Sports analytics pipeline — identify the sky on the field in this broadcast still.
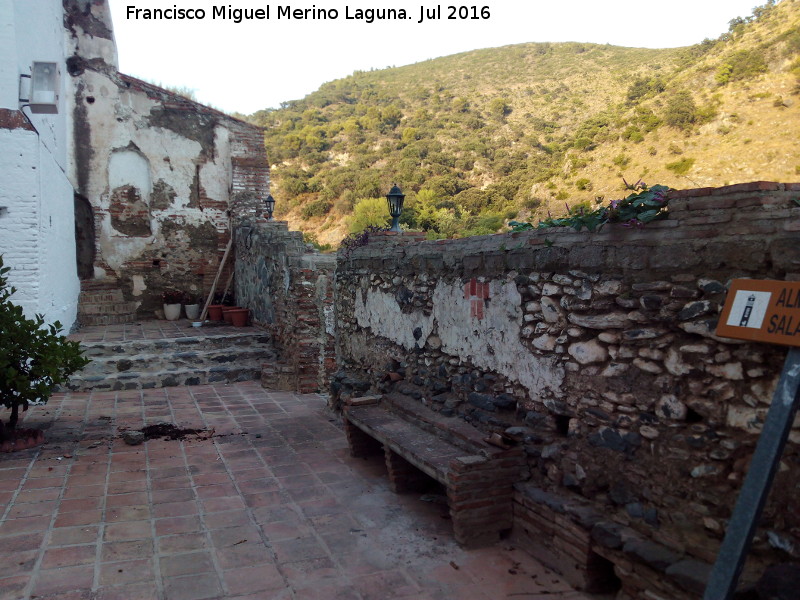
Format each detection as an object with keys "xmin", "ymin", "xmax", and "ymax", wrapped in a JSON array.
[{"xmin": 109, "ymin": 0, "xmax": 763, "ymax": 115}]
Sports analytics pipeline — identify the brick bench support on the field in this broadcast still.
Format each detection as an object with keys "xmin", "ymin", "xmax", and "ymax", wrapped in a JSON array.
[
  {"xmin": 448, "ymin": 454, "xmax": 521, "ymax": 547},
  {"xmin": 343, "ymin": 414, "xmax": 382, "ymax": 458}
]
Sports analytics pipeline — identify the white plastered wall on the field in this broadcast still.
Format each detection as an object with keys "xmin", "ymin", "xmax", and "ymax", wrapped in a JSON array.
[{"xmin": 0, "ymin": 0, "xmax": 79, "ymax": 329}]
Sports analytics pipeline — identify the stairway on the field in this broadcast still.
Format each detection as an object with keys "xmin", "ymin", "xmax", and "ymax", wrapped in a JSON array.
[
  {"xmin": 78, "ymin": 281, "xmax": 138, "ymax": 326},
  {"xmin": 62, "ymin": 330, "xmax": 274, "ymax": 392}
]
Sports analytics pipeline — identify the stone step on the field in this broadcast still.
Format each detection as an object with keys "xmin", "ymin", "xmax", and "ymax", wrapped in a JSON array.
[
  {"xmin": 62, "ymin": 364, "xmax": 266, "ymax": 392},
  {"xmin": 61, "ymin": 330, "xmax": 274, "ymax": 391},
  {"xmin": 79, "ymin": 289, "xmax": 125, "ymax": 304},
  {"xmin": 80, "ymin": 279, "xmax": 122, "ymax": 292},
  {"xmin": 77, "ymin": 313, "xmax": 138, "ymax": 326},
  {"xmin": 78, "ymin": 345, "xmax": 272, "ymax": 377},
  {"xmin": 80, "ymin": 333, "xmax": 272, "ymax": 359},
  {"xmin": 78, "ymin": 300, "xmax": 138, "ymax": 316}
]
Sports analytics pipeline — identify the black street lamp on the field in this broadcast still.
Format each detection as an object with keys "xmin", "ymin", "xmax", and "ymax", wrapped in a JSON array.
[
  {"xmin": 386, "ymin": 184, "xmax": 405, "ymax": 232},
  {"xmin": 264, "ymin": 194, "xmax": 275, "ymax": 220}
]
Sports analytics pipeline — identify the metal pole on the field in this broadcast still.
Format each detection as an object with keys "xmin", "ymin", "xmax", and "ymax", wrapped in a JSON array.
[{"xmin": 703, "ymin": 346, "xmax": 800, "ymax": 599}]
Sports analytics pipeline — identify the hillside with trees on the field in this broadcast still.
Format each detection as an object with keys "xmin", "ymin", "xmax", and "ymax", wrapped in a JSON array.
[{"xmin": 247, "ymin": 0, "xmax": 800, "ymax": 247}]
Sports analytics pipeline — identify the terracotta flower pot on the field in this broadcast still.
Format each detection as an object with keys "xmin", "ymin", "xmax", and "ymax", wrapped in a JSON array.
[
  {"xmin": 222, "ymin": 306, "xmax": 241, "ymax": 324},
  {"xmin": 229, "ymin": 308, "xmax": 250, "ymax": 327},
  {"xmin": 207, "ymin": 304, "xmax": 224, "ymax": 321}
]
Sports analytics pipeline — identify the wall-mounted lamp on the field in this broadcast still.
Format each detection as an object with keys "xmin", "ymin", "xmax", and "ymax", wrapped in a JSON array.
[
  {"xmin": 386, "ymin": 184, "xmax": 405, "ymax": 232},
  {"xmin": 264, "ymin": 194, "xmax": 275, "ymax": 220},
  {"xmin": 20, "ymin": 62, "xmax": 60, "ymax": 114}
]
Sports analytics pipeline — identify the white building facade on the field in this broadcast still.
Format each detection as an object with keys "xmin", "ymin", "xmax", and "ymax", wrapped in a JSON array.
[
  {"xmin": 0, "ymin": 0, "xmax": 80, "ymax": 328},
  {"xmin": 0, "ymin": 0, "xmax": 269, "ymax": 328}
]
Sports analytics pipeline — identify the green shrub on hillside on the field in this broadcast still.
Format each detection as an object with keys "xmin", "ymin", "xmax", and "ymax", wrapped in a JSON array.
[
  {"xmin": 716, "ymin": 49, "xmax": 769, "ymax": 85},
  {"xmin": 301, "ymin": 198, "xmax": 332, "ymax": 219},
  {"xmin": 664, "ymin": 91, "xmax": 698, "ymax": 130},
  {"xmin": 613, "ymin": 153, "xmax": 630, "ymax": 168},
  {"xmin": 488, "ymin": 97, "xmax": 511, "ymax": 120},
  {"xmin": 626, "ymin": 75, "xmax": 666, "ymax": 103},
  {"xmin": 666, "ymin": 157, "xmax": 696, "ymax": 175}
]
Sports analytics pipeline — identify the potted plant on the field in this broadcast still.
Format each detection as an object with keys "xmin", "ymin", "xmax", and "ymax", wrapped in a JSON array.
[
  {"xmin": 208, "ymin": 290, "xmax": 234, "ymax": 321},
  {"xmin": 222, "ymin": 305, "xmax": 241, "ymax": 324},
  {"xmin": 228, "ymin": 308, "xmax": 250, "ymax": 327},
  {"xmin": 162, "ymin": 290, "xmax": 183, "ymax": 320},
  {"xmin": 0, "ymin": 256, "xmax": 89, "ymax": 449},
  {"xmin": 184, "ymin": 293, "xmax": 201, "ymax": 321},
  {"xmin": 214, "ymin": 290, "xmax": 235, "ymax": 306},
  {"xmin": 207, "ymin": 303, "xmax": 224, "ymax": 321},
  {"xmin": 207, "ymin": 290, "xmax": 224, "ymax": 321}
]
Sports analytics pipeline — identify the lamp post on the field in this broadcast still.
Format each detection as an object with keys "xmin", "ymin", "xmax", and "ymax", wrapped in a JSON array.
[
  {"xmin": 264, "ymin": 194, "xmax": 275, "ymax": 221},
  {"xmin": 386, "ymin": 184, "xmax": 405, "ymax": 233}
]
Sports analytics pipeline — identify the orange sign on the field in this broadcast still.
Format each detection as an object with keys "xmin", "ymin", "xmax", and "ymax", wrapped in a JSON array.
[{"xmin": 716, "ymin": 279, "xmax": 800, "ymax": 346}]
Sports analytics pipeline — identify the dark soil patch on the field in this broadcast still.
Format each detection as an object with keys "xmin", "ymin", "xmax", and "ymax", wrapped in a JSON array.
[
  {"xmin": 0, "ymin": 428, "xmax": 45, "ymax": 453},
  {"xmin": 140, "ymin": 423, "xmax": 210, "ymax": 441}
]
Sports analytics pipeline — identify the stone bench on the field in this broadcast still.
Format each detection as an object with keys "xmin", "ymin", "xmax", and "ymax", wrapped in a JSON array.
[{"xmin": 343, "ymin": 392, "xmax": 524, "ymax": 548}]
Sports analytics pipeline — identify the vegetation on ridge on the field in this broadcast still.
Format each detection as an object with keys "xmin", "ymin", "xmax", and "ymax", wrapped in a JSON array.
[{"xmin": 247, "ymin": 0, "xmax": 800, "ymax": 247}]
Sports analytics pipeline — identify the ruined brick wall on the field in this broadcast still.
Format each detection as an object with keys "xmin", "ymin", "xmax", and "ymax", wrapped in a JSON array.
[
  {"xmin": 334, "ymin": 182, "xmax": 800, "ymax": 584},
  {"xmin": 62, "ymin": 2, "xmax": 269, "ymax": 317},
  {"xmin": 235, "ymin": 221, "xmax": 336, "ymax": 393}
]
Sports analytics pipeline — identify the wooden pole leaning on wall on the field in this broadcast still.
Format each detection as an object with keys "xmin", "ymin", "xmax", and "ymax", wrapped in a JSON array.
[{"xmin": 199, "ymin": 237, "xmax": 233, "ymax": 323}]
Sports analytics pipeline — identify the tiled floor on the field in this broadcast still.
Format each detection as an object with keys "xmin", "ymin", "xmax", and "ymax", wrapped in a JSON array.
[
  {"xmin": 0, "ymin": 382, "xmax": 595, "ymax": 600},
  {"xmin": 68, "ymin": 319, "xmax": 255, "ymax": 343}
]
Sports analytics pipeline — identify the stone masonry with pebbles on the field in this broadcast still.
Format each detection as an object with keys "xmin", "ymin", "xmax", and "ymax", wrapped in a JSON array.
[
  {"xmin": 333, "ymin": 182, "xmax": 800, "ymax": 597},
  {"xmin": 235, "ymin": 221, "xmax": 336, "ymax": 394}
]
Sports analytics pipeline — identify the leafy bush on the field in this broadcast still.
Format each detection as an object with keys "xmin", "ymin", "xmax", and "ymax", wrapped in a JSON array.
[
  {"xmin": 613, "ymin": 153, "xmax": 631, "ymax": 168},
  {"xmin": 339, "ymin": 225, "xmax": 390, "ymax": 257},
  {"xmin": 162, "ymin": 290, "xmax": 184, "ymax": 304},
  {"xmin": 301, "ymin": 198, "xmax": 333, "ymax": 219},
  {"xmin": 0, "ymin": 256, "xmax": 89, "ymax": 441},
  {"xmin": 664, "ymin": 91, "xmax": 698, "ymax": 130},
  {"xmin": 716, "ymin": 49, "xmax": 768, "ymax": 85},
  {"xmin": 509, "ymin": 181, "xmax": 670, "ymax": 232},
  {"xmin": 349, "ymin": 197, "xmax": 390, "ymax": 233},
  {"xmin": 668, "ymin": 142, "xmax": 684, "ymax": 155},
  {"xmin": 462, "ymin": 213, "xmax": 505, "ymax": 237},
  {"xmin": 623, "ymin": 126, "xmax": 644, "ymax": 143},
  {"xmin": 488, "ymin": 97, "xmax": 511, "ymax": 120},
  {"xmin": 626, "ymin": 75, "xmax": 665, "ymax": 103},
  {"xmin": 666, "ymin": 157, "xmax": 696, "ymax": 175}
]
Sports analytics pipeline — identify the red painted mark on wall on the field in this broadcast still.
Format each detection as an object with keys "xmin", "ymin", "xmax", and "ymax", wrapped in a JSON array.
[{"xmin": 464, "ymin": 278, "xmax": 490, "ymax": 320}]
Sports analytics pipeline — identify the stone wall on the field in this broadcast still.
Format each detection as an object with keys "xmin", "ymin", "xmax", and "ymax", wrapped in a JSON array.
[
  {"xmin": 333, "ymin": 182, "xmax": 800, "ymax": 593},
  {"xmin": 235, "ymin": 221, "xmax": 336, "ymax": 393}
]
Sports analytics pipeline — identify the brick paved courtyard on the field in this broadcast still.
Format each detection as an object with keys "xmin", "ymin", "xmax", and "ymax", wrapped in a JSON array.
[{"xmin": 0, "ymin": 382, "xmax": 595, "ymax": 600}]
